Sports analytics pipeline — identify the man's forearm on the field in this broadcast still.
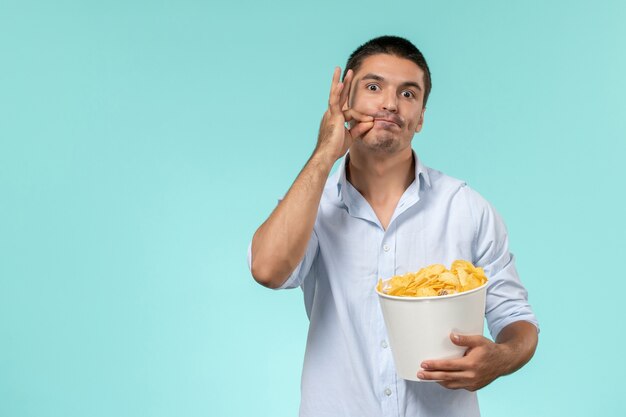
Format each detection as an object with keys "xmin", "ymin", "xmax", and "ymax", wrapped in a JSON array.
[
  {"xmin": 251, "ymin": 151, "xmax": 335, "ymax": 288},
  {"xmin": 251, "ymin": 67, "xmax": 372, "ymax": 289},
  {"xmin": 495, "ymin": 320, "xmax": 539, "ymax": 376}
]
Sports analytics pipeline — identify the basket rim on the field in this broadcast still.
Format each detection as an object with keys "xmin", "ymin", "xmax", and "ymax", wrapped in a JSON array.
[{"xmin": 375, "ymin": 280, "xmax": 488, "ymax": 301}]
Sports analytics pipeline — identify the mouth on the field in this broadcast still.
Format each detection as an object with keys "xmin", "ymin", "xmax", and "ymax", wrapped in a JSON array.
[
  {"xmin": 371, "ymin": 112, "xmax": 403, "ymax": 128},
  {"xmin": 374, "ymin": 118, "xmax": 401, "ymax": 128}
]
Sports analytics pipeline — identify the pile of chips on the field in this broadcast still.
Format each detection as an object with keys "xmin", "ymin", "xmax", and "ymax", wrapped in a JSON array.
[{"xmin": 376, "ymin": 260, "xmax": 488, "ymax": 297}]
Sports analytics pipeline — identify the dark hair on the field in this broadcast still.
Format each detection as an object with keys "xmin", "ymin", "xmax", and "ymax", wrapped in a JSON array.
[{"xmin": 344, "ymin": 35, "xmax": 432, "ymax": 106}]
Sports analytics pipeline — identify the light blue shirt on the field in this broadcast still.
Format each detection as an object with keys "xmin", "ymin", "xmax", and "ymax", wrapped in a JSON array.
[{"xmin": 249, "ymin": 151, "xmax": 538, "ymax": 417}]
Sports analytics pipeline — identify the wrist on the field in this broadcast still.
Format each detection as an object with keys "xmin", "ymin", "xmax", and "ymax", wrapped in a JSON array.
[
  {"xmin": 311, "ymin": 147, "xmax": 340, "ymax": 169},
  {"xmin": 494, "ymin": 321, "xmax": 538, "ymax": 376},
  {"xmin": 495, "ymin": 341, "xmax": 520, "ymax": 376}
]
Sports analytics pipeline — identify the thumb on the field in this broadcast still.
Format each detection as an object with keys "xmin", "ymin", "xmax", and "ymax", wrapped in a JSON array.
[
  {"xmin": 450, "ymin": 333, "xmax": 487, "ymax": 348},
  {"xmin": 349, "ymin": 121, "xmax": 374, "ymax": 140}
]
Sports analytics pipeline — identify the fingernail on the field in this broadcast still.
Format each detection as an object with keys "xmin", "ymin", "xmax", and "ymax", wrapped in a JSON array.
[
  {"xmin": 452, "ymin": 334, "xmax": 460, "ymax": 342},
  {"xmin": 417, "ymin": 372, "xmax": 425, "ymax": 379},
  {"xmin": 421, "ymin": 363, "xmax": 429, "ymax": 369}
]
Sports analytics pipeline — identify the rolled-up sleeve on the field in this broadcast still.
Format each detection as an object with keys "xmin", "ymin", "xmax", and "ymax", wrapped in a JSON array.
[
  {"xmin": 247, "ymin": 229, "xmax": 319, "ymax": 290},
  {"xmin": 465, "ymin": 187, "xmax": 539, "ymax": 339}
]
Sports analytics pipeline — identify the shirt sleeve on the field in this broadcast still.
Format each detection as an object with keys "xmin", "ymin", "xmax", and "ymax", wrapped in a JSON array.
[
  {"xmin": 464, "ymin": 186, "xmax": 539, "ymax": 339},
  {"xmin": 247, "ymin": 218, "xmax": 320, "ymax": 290}
]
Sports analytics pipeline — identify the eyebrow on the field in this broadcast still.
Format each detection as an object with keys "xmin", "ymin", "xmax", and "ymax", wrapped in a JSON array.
[{"xmin": 361, "ymin": 73, "xmax": 423, "ymax": 91}]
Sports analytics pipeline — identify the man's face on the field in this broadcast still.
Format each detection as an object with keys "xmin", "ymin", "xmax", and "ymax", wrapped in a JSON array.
[{"xmin": 348, "ymin": 54, "xmax": 426, "ymax": 153}]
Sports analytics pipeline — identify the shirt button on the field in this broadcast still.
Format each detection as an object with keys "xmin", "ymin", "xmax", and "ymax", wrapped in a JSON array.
[
  {"xmin": 383, "ymin": 244, "xmax": 390, "ymax": 252},
  {"xmin": 384, "ymin": 388, "xmax": 392, "ymax": 396},
  {"xmin": 381, "ymin": 341, "xmax": 388, "ymax": 348}
]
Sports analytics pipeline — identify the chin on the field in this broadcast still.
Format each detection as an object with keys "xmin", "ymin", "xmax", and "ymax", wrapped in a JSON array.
[{"xmin": 359, "ymin": 131, "xmax": 399, "ymax": 153}]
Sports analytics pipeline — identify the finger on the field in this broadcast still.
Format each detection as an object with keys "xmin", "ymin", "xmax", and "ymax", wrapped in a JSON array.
[
  {"xmin": 329, "ymin": 66, "xmax": 340, "ymax": 91},
  {"xmin": 328, "ymin": 67, "xmax": 344, "ymax": 114},
  {"xmin": 349, "ymin": 121, "xmax": 374, "ymax": 139},
  {"xmin": 417, "ymin": 369, "xmax": 468, "ymax": 382},
  {"xmin": 417, "ymin": 371, "xmax": 472, "ymax": 387},
  {"xmin": 343, "ymin": 108, "xmax": 373, "ymax": 123},
  {"xmin": 437, "ymin": 379, "xmax": 472, "ymax": 390},
  {"xmin": 421, "ymin": 358, "xmax": 467, "ymax": 372},
  {"xmin": 450, "ymin": 333, "xmax": 490, "ymax": 348},
  {"xmin": 434, "ymin": 369, "xmax": 481, "ymax": 391},
  {"xmin": 338, "ymin": 69, "xmax": 353, "ymax": 109}
]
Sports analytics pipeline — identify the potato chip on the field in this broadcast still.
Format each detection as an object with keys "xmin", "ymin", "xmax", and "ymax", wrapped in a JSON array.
[
  {"xmin": 415, "ymin": 287, "xmax": 438, "ymax": 297},
  {"xmin": 376, "ymin": 260, "xmax": 488, "ymax": 297}
]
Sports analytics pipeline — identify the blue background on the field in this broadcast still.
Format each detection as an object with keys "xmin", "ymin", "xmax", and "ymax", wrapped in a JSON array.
[{"xmin": 1, "ymin": 0, "xmax": 625, "ymax": 415}]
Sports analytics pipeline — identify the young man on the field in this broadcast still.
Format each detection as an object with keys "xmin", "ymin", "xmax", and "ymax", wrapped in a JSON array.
[{"xmin": 248, "ymin": 36, "xmax": 538, "ymax": 417}]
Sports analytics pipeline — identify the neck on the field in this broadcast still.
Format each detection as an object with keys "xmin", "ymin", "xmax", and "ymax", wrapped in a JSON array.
[{"xmin": 346, "ymin": 146, "xmax": 415, "ymax": 204}]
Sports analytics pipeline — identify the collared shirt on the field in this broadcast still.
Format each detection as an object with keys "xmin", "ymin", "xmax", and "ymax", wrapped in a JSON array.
[{"xmin": 248, "ymin": 151, "xmax": 538, "ymax": 417}]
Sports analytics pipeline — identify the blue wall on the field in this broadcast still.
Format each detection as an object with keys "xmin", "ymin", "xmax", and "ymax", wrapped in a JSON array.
[{"xmin": 1, "ymin": 1, "xmax": 625, "ymax": 415}]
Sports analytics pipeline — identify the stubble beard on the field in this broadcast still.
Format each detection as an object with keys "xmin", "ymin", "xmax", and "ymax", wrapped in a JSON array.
[{"xmin": 358, "ymin": 129, "xmax": 400, "ymax": 154}]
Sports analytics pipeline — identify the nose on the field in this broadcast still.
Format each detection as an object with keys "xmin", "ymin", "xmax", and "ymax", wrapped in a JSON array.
[{"xmin": 382, "ymin": 90, "xmax": 398, "ymax": 113}]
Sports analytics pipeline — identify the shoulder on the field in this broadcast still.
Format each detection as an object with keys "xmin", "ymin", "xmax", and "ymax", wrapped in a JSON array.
[
  {"xmin": 425, "ymin": 166, "xmax": 480, "ymax": 205},
  {"xmin": 426, "ymin": 167, "xmax": 467, "ymax": 192},
  {"xmin": 424, "ymin": 166, "xmax": 498, "ymax": 225}
]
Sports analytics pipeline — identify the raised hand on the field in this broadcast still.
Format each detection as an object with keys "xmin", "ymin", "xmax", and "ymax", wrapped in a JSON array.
[{"xmin": 315, "ymin": 67, "xmax": 374, "ymax": 162}]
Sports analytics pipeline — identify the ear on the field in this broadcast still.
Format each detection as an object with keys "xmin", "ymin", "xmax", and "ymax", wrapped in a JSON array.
[
  {"xmin": 415, "ymin": 107, "xmax": 426, "ymax": 133},
  {"xmin": 342, "ymin": 83, "xmax": 352, "ymax": 111}
]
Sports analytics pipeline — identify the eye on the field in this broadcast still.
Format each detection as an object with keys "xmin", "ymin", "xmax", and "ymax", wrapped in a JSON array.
[
  {"xmin": 366, "ymin": 84, "xmax": 380, "ymax": 91},
  {"xmin": 401, "ymin": 90, "xmax": 415, "ymax": 99}
]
